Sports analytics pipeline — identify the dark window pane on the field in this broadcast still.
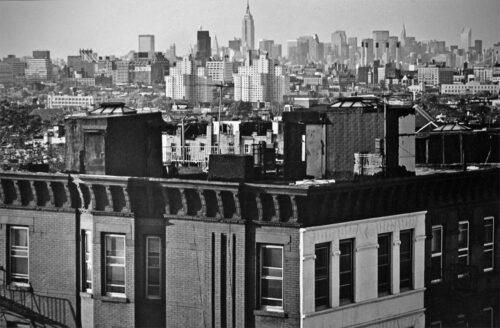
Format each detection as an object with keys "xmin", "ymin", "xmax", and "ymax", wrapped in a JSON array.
[
  {"xmin": 431, "ymin": 227, "xmax": 441, "ymax": 253},
  {"xmin": 262, "ymin": 247, "xmax": 282, "ymax": 268},
  {"xmin": 400, "ymin": 230, "xmax": 413, "ymax": 290},
  {"xmin": 261, "ymin": 278, "xmax": 282, "ymax": 299},
  {"xmin": 315, "ymin": 244, "xmax": 329, "ymax": 309},
  {"xmin": 484, "ymin": 221, "xmax": 493, "ymax": 244},
  {"xmin": 378, "ymin": 234, "xmax": 391, "ymax": 295},
  {"xmin": 339, "ymin": 240, "xmax": 353, "ymax": 302}
]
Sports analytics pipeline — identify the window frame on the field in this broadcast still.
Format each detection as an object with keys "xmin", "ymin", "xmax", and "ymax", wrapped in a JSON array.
[
  {"xmin": 146, "ymin": 236, "xmax": 162, "ymax": 299},
  {"xmin": 314, "ymin": 243, "xmax": 330, "ymax": 310},
  {"xmin": 259, "ymin": 244, "xmax": 284, "ymax": 312},
  {"xmin": 104, "ymin": 234, "xmax": 126, "ymax": 297},
  {"xmin": 377, "ymin": 233, "xmax": 392, "ymax": 296},
  {"xmin": 339, "ymin": 239, "xmax": 354, "ymax": 304},
  {"xmin": 457, "ymin": 221, "xmax": 469, "ymax": 278},
  {"xmin": 399, "ymin": 229, "xmax": 414, "ymax": 291},
  {"xmin": 431, "ymin": 225, "xmax": 443, "ymax": 283},
  {"xmin": 482, "ymin": 307, "xmax": 494, "ymax": 328},
  {"xmin": 484, "ymin": 217, "xmax": 494, "ymax": 272},
  {"xmin": 9, "ymin": 226, "xmax": 29, "ymax": 286},
  {"xmin": 82, "ymin": 230, "xmax": 92, "ymax": 293}
]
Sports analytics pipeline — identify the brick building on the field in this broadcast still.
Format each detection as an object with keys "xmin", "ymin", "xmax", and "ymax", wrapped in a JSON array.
[{"xmin": 0, "ymin": 101, "xmax": 498, "ymax": 328}]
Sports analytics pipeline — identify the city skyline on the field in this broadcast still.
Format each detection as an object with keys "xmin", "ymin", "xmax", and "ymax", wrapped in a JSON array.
[{"xmin": 0, "ymin": 0, "xmax": 499, "ymax": 59}]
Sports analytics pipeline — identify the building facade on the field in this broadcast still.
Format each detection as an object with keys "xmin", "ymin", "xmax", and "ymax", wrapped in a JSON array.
[
  {"xmin": 47, "ymin": 95, "xmax": 95, "ymax": 109},
  {"xmin": 233, "ymin": 53, "xmax": 289, "ymax": 103}
]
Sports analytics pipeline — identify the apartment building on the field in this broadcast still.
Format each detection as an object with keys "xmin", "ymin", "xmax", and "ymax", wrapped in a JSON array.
[
  {"xmin": 47, "ymin": 95, "xmax": 95, "ymax": 109},
  {"xmin": 0, "ymin": 101, "xmax": 497, "ymax": 328}
]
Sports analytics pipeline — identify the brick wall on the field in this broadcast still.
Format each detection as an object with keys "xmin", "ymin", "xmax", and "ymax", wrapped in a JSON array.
[{"xmin": 0, "ymin": 208, "xmax": 79, "ymax": 327}]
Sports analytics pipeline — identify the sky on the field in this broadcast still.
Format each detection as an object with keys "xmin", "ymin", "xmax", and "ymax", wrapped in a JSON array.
[{"xmin": 0, "ymin": 0, "xmax": 499, "ymax": 60}]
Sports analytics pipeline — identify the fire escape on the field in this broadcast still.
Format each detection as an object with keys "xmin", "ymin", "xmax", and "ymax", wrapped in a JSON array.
[{"xmin": 0, "ymin": 268, "xmax": 78, "ymax": 327}]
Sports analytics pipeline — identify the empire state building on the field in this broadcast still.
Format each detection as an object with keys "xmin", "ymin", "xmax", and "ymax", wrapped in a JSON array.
[{"xmin": 241, "ymin": 0, "xmax": 255, "ymax": 51}]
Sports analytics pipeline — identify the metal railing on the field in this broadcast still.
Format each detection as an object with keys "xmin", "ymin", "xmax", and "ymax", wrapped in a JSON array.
[
  {"xmin": 163, "ymin": 144, "xmax": 264, "ymax": 168},
  {"xmin": 0, "ymin": 268, "xmax": 78, "ymax": 327}
]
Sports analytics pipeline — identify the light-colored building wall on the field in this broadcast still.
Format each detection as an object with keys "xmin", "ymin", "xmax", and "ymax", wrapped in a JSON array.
[
  {"xmin": 47, "ymin": 95, "xmax": 95, "ymax": 109},
  {"xmin": 441, "ymin": 82, "xmax": 500, "ymax": 95},
  {"xmin": 300, "ymin": 211, "xmax": 426, "ymax": 328}
]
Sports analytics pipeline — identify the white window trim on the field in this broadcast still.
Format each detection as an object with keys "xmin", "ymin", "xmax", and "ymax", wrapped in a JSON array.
[
  {"xmin": 484, "ymin": 217, "xmax": 494, "ymax": 272},
  {"xmin": 429, "ymin": 321, "xmax": 442, "ymax": 328},
  {"xmin": 9, "ymin": 226, "xmax": 29, "ymax": 287},
  {"xmin": 431, "ymin": 225, "xmax": 443, "ymax": 283},
  {"xmin": 457, "ymin": 221, "xmax": 469, "ymax": 278},
  {"xmin": 146, "ymin": 236, "xmax": 161, "ymax": 299},
  {"xmin": 105, "ymin": 234, "xmax": 126, "ymax": 297},
  {"xmin": 260, "ymin": 244, "xmax": 283, "ymax": 312},
  {"xmin": 482, "ymin": 307, "xmax": 494, "ymax": 328},
  {"xmin": 83, "ymin": 230, "xmax": 92, "ymax": 293}
]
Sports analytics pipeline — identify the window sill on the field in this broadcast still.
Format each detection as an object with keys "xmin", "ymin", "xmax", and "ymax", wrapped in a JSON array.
[
  {"xmin": 80, "ymin": 292, "xmax": 93, "ymax": 298},
  {"xmin": 254, "ymin": 309, "xmax": 287, "ymax": 318},
  {"xmin": 100, "ymin": 295, "xmax": 128, "ymax": 303},
  {"xmin": 9, "ymin": 283, "xmax": 31, "ymax": 291}
]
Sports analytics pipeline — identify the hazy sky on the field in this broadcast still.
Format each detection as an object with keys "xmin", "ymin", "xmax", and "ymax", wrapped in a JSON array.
[{"xmin": 0, "ymin": 0, "xmax": 499, "ymax": 59}]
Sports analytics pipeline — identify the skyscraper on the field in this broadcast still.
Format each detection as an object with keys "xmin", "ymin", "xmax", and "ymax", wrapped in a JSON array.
[
  {"xmin": 196, "ymin": 29, "xmax": 212, "ymax": 64},
  {"xmin": 460, "ymin": 26, "xmax": 472, "ymax": 51},
  {"xmin": 372, "ymin": 30, "xmax": 389, "ymax": 61},
  {"xmin": 331, "ymin": 31, "xmax": 347, "ymax": 58},
  {"xmin": 138, "ymin": 35, "xmax": 155, "ymax": 60},
  {"xmin": 241, "ymin": 0, "xmax": 255, "ymax": 51}
]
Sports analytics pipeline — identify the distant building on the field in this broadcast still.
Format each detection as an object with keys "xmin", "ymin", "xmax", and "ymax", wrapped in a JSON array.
[
  {"xmin": 331, "ymin": 30, "xmax": 347, "ymax": 59},
  {"xmin": 271, "ymin": 44, "xmax": 282, "ymax": 59},
  {"xmin": 112, "ymin": 60, "xmax": 130, "ymax": 85},
  {"xmin": 165, "ymin": 55, "xmax": 214, "ymax": 103},
  {"xmin": 47, "ymin": 95, "xmax": 95, "ymax": 109},
  {"xmin": 259, "ymin": 39, "xmax": 274, "ymax": 55},
  {"xmin": 361, "ymin": 38, "xmax": 374, "ymax": 66},
  {"xmin": 440, "ymin": 82, "xmax": 499, "ymax": 95},
  {"xmin": 2, "ymin": 55, "xmax": 25, "ymax": 81},
  {"xmin": 372, "ymin": 30, "xmax": 390, "ymax": 61},
  {"xmin": 206, "ymin": 59, "xmax": 233, "ymax": 83},
  {"xmin": 25, "ymin": 58, "xmax": 52, "ymax": 82},
  {"xmin": 32, "ymin": 50, "xmax": 50, "ymax": 60},
  {"xmin": 241, "ymin": 1, "xmax": 255, "ymax": 51},
  {"xmin": 196, "ymin": 30, "xmax": 212, "ymax": 64},
  {"xmin": 233, "ymin": 53, "xmax": 289, "ymax": 103},
  {"xmin": 417, "ymin": 66, "xmax": 454, "ymax": 85},
  {"xmin": 460, "ymin": 26, "xmax": 472, "ymax": 51},
  {"xmin": 228, "ymin": 38, "xmax": 242, "ymax": 52},
  {"xmin": 138, "ymin": 34, "xmax": 155, "ymax": 60},
  {"xmin": 0, "ymin": 62, "xmax": 14, "ymax": 84}
]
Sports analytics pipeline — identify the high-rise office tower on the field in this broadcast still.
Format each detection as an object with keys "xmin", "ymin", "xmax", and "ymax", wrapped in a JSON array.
[
  {"xmin": 196, "ymin": 30, "xmax": 212, "ymax": 64},
  {"xmin": 138, "ymin": 35, "xmax": 155, "ymax": 60},
  {"xmin": 32, "ymin": 50, "xmax": 50, "ymax": 60},
  {"xmin": 372, "ymin": 30, "xmax": 389, "ymax": 60},
  {"xmin": 229, "ymin": 38, "xmax": 242, "ymax": 52},
  {"xmin": 331, "ymin": 31, "xmax": 347, "ymax": 58},
  {"xmin": 474, "ymin": 40, "xmax": 482, "ymax": 54},
  {"xmin": 241, "ymin": 0, "xmax": 255, "ymax": 51},
  {"xmin": 259, "ymin": 39, "xmax": 274, "ymax": 56},
  {"xmin": 460, "ymin": 26, "xmax": 472, "ymax": 51},
  {"xmin": 361, "ymin": 38, "xmax": 374, "ymax": 66}
]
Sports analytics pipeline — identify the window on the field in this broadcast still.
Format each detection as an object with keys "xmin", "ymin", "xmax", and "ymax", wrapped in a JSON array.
[
  {"xmin": 171, "ymin": 143, "xmax": 176, "ymax": 153},
  {"xmin": 457, "ymin": 221, "xmax": 469, "ymax": 278},
  {"xmin": 378, "ymin": 233, "xmax": 391, "ymax": 295},
  {"xmin": 479, "ymin": 307, "xmax": 494, "ymax": 328},
  {"xmin": 484, "ymin": 217, "xmax": 494, "ymax": 272},
  {"xmin": 400, "ymin": 229, "xmax": 413, "ymax": 290},
  {"xmin": 456, "ymin": 314, "xmax": 467, "ymax": 327},
  {"xmin": 82, "ymin": 231, "xmax": 92, "ymax": 292},
  {"xmin": 431, "ymin": 226, "xmax": 443, "ymax": 283},
  {"xmin": 146, "ymin": 236, "xmax": 161, "ymax": 299},
  {"xmin": 9, "ymin": 227, "xmax": 29, "ymax": 285},
  {"xmin": 105, "ymin": 234, "xmax": 126, "ymax": 296},
  {"xmin": 339, "ymin": 239, "xmax": 354, "ymax": 304},
  {"xmin": 260, "ymin": 245, "xmax": 283, "ymax": 310},
  {"xmin": 429, "ymin": 321, "xmax": 442, "ymax": 328},
  {"xmin": 315, "ymin": 243, "xmax": 329, "ymax": 310}
]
